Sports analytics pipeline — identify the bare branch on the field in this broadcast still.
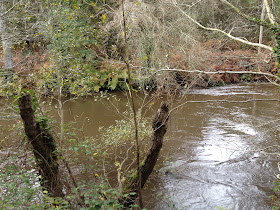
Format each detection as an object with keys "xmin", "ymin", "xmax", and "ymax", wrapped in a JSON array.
[
  {"xmin": 218, "ymin": 0, "xmax": 275, "ymax": 27},
  {"xmin": 155, "ymin": 68, "xmax": 280, "ymax": 82},
  {"xmin": 0, "ymin": 0, "xmax": 22, "ymax": 17},
  {"xmin": 172, "ymin": 0, "xmax": 273, "ymax": 51}
]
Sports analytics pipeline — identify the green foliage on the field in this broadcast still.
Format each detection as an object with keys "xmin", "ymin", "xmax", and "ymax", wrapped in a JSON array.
[
  {"xmin": 38, "ymin": 0, "xmax": 128, "ymax": 96},
  {"xmin": 38, "ymin": 116, "xmax": 53, "ymax": 131},
  {"xmin": 240, "ymin": 73, "xmax": 251, "ymax": 82},
  {"xmin": 272, "ymin": 179, "xmax": 280, "ymax": 209},
  {"xmin": 77, "ymin": 180, "xmax": 125, "ymax": 209},
  {"xmin": 100, "ymin": 115, "xmax": 151, "ymax": 153},
  {"xmin": 271, "ymin": 27, "xmax": 280, "ymax": 76},
  {"xmin": 97, "ymin": 114, "xmax": 152, "ymax": 188},
  {"xmin": 94, "ymin": 63, "xmax": 128, "ymax": 91},
  {"xmin": 0, "ymin": 0, "xmax": 43, "ymax": 46},
  {"xmin": 0, "ymin": 163, "xmax": 124, "ymax": 209},
  {"xmin": 208, "ymin": 78, "xmax": 225, "ymax": 87},
  {"xmin": 44, "ymin": 1, "xmax": 99, "ymax": 94},
  {"xmin": 0, "ymin": 74, "xmax": 20, "ymax": 97},
  {"xmin": 0, "ymin": 163, "xmax": 42, "ymax": 209},
  {"xmin": 0, "ymin": 132, "xmax": 125, "ymax": 209}
]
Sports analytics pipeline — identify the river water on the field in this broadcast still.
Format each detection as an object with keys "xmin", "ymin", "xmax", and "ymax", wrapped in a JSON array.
[
  {"xmin": 1, "ymin": 84, "xmax": 280, "ymax": 209},
  {"xmin": 143, "ymin": 84, "xmax": 280, "ymax": 210}
]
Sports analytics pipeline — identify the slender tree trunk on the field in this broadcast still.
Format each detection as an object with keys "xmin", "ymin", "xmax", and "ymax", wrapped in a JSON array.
[
  {"xmin": 0, "ymin": 4, "xmax": 13, "ymax": 79},
  {"xmin": 19, "ymin": 94, "xmax": 63, "ymax": 197},
  {"xmin": 258, "ymin": 0, "xmax": 266, "ymax": 54},
  {"xmin": 121, "ymin": 0, "xmax": 143, "ymax": 207},
  {"xmin": 122, "ymin": 102, "xmax": 169, "ymax": 207},
  {"xmin": 264, "ymin": 0, "xmax": 275, "ymax": 25},
  {"xmin": 57, "ymin": 67, "xmax": 64, "ymax": 145}
]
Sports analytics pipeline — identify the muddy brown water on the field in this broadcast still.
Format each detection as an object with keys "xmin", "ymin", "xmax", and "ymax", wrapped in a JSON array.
[
  {"xmin": 143, "ymin": 84, "xmax": 280, "ymax": 210},
  {"xmin": 1, "ymin": 84, "xmax": 280, "ymax": 209}
]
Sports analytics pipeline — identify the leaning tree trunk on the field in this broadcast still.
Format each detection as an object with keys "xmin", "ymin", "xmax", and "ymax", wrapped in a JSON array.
[
  {"xmin": 18, "ymin": 94, "xmax": 63, "ymax": 197},
  {"xmin": 122, "ymin": 102, "xmax": 169, "ymax": 207}
]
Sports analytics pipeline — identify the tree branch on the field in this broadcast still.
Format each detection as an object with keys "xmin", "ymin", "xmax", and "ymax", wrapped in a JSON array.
[
  {"xmin": 155, "ymin": 68, "xmax": 280, "ymax": 83},
  {"xmin": 218, "ymin": 0, "xmax": 277, "ymax": 27},
  {"xmin": 172, "ymin": 0, "xmax": 273, "ymax": 51},
  {"xmin": 0, "ymin": 0, "xmax": 22, "ymax": 17}
]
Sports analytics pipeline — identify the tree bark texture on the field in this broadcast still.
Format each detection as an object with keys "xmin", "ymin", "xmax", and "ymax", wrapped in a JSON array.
[
  {"xmin": 19, "ymin": 94, "xmax": 63, "ymax": 197},
  {"xmin": 123, "ymin": 102, "xmax": 169, "ymax": 207}
]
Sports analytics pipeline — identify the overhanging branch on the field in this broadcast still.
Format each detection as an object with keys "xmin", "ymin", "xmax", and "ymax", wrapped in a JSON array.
[{"xmin": 156, "ymin": 68, "xmax": 280, "ymax": 82}]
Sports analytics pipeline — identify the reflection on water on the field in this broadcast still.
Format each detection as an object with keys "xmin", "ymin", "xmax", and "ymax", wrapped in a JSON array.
[{"xmin": 146, "ymin": 84, "xmax": 280, "ymax": 210}]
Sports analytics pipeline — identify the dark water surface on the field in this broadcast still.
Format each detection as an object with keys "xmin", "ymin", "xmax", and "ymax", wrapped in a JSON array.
[{"xmin": 1, "ymin": 84, "xmax": 280, "ymax": 209}]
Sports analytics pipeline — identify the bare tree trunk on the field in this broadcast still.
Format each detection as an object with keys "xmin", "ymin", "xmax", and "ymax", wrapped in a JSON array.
[
  {"xmin": 264, "ymin": 0, "xmax": 275, "ymax": 25},
  {"xmin": 258, "ymin": 0, "xmax": 266, "ymax": 54},
  {"xmin": 0, "ymin": 4, "xmax": 13, "ymax": 79},
  {"xmin": 122, "ymin": 102, "xmax": 169, "ymax": 207},
  {"xmin": 57, "ymin": 66, "xmax": 64, "ymax": 145},
  {"xmin": 19, "ymin": 94, "xmax": 63, "ymax": 197}
]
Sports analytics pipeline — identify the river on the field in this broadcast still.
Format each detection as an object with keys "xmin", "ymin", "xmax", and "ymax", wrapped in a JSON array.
[
  {"xmin": 1, "ymin": 83, "xmax": 280, "ymax": 209},
  {"xmin": 143, "ymin": 84, "xmax": 280, "ymax": 209}
]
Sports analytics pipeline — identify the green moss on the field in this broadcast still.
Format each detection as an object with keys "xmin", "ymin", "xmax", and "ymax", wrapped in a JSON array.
[{"xmin": 123, "ymin": 158, "xmax": 147, "ymax": 193}]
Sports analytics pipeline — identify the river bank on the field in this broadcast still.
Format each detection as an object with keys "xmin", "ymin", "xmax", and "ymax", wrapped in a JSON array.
[{"xmin": 1, "ymin": 45, "xmax": 278, "ymax": 98}]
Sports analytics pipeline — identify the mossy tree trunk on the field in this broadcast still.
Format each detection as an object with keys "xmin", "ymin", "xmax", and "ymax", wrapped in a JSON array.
[
  {"xmin": 122, "ymin": 102, "xmax": 169, "ymax": 207},
  {"xmin": 18, "ymin": 94, "xmax": 63, "ymax": 197}
]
